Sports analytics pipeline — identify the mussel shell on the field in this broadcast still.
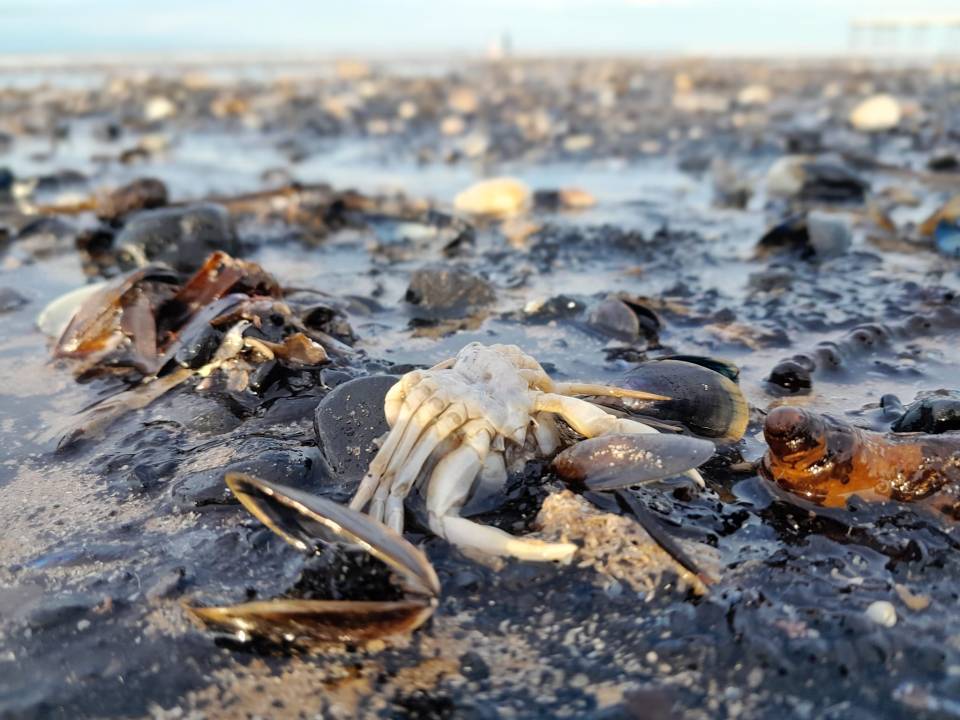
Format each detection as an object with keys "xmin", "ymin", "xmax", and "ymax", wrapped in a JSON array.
[
  {"xmin": 616, "ymin": 360, "xmax": 749, "ymax": 441},
  {"xmin": 766, "ymin": 359, "xmax": 813, "ymax": 395},
  {"xmin": 186, "ymin": 597, "xmax": 435, "ymax": 645},
  {"xmin": 225, "ymin": 473, "xmax": 439, "ymax": 598},
  {"xmin": 657, "ymin": 354, "xmax": 740, "ymax": 382},
  {"xmin": 891, "ymin": 397, "xmax": 960, "ymax": 435},
  {"xmin": 553, "ymin": 433, "xmax": 715, "ymax": 490}
]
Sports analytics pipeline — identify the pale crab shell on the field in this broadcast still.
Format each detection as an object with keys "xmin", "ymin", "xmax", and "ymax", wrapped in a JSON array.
[{"xmin": 350, "ymin": 342, "xmax": 706, "ymax": 563}]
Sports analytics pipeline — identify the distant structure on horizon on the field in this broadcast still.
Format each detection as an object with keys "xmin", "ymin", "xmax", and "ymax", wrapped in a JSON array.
[
  {"xmin": 487, "ymin": 32, "xmax": 513, "ymax": 61},
  {"xmin": 849, "ymin": 14, "xmax": 960, "ymax": 56}
]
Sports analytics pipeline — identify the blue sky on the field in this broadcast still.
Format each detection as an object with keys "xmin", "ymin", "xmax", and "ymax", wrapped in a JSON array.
[{"xmin": 1, "ymin": 0, "xmax": 958, "ymax": 56}]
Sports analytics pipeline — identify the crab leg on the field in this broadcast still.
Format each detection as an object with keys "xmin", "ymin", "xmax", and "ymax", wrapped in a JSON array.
[
  {"xmin": 350, "ymin": 378, "xmax": 441, "ymax": 512},
  {"xmin": 552, "ymin": 382, "xmax": 669, "ymax": 402},
  {"xmin": 532, "ymin": 412, "xmax": 562, "ymax": 456},
  {"xmin": 534, "ymin": 393, "xmax": 660, "ymax": 436},
  {"xmin": 534, "ymin": 393, "xmax": 705, "ymax": 487},
  {"xmin": 366, "ymin": 398, "xmax": 446, "ymax": 518},
  {"xmin": 378, "ymin": 403, "xmax": 470, "ymax": 533},
  {"xmin": 383, "ymin": 373, "xmax": 414, "ymax": 426},
  {"xmin": 426, "ymin": 422, "xmax": 578, "ymax": 562}
]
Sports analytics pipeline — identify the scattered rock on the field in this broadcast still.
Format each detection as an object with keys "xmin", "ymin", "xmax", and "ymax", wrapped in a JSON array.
[
  {"xmin": 849, "ymin": 94, "xmax": 901, "ymax": 133},
  {"xmin": 806, "ymin": 210, "xmax": 852, "ymax": 258},
  {"xmin": 439, "ymin": 115, "xmax": 466, "ymax": 136},
  {"xmin": 865, "ymin": 600, "xmax": 897, "ymax": 628},
  {"xmin": 586, "ymin": 297, "xmax": 647, "ymax": 341},
  {"xmin": 523, "ymin": 294, "xmax": 587, "ymax": 322},
  {"xmin": 405, "ymin": 265, "xmax": 495, "ymax": 319},
  {"xmin": 927, "ymin": 153, "xmax": 959, "ymax": 173},
  {"xmin": 459, "ymin": 651, "xmax": 490, "ymax": 682},
  {"xmin": 757, "ymin": 214, "xmax": 812, "ymax": 258},
  {"xmin": 533, "ymin": 188, "xmax": 596, "ymax": 211},
  {"xmin": 766, "ymin": 359, "xmax": 813, "ymax": 395},
  {"xmin": 145, "ymin": 567, "xmax": 187, "ymax": 601},
  {"xmin": 0, "ymin": 287, "xmax": 28, "ymax": 312},
  {"xmin": 114, "ymin": 203, "xmax": 238, "ymax": 272},
  {"xmin": 97, "ymin": 178, "xmax": 168, "ymax": 222},
  {"xmin": 447, "ymin": 87, "xmax": 479, "ymax": 114},
  {"xmin": 144, "ymin": 96, "xmax": 177, "ymax": 122},
  {"xmin": 26, "ymin": 594, "xmax": 97, "ymax": 631},
  {"xmin": 562, "ymin": 134, "xmax": 594, "ymax": 153},
  {"xmin": 758, "ymin": 211, "xmax": 851, "ymax": 259},
  {"xmin": 891, "ymin": 394, "xmax": 960, "ymax": 434},
  {"xmin": 737, "ymin": 84, "xmax": 772, "ymax": 106},
  {"xmin": 13, "ymin": 217, "xmax": 75, "ymax": 259},
  {"xmin": 766, "ymin": 156, "xmax": 868, "ymax": 203},
  {"xmin": 747, "ymin": 269, "xmax": 793, "ymax": 293},
  {"xmin": 712, "ymin": 159, "xmax": 752, "ymax": 209},
  {"xmin": 454, "ymin": 177, "xmax": 530, "ymax": 217}
]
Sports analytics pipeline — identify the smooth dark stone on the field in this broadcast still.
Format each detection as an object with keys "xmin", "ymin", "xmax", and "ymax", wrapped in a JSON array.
[
  {"xmin": 314, "ymin": 375, "xmax": 396, "ymax": 485},
  {"xmin": 405, "ymin": 265, "xmax": 494, "ymax": 319},
  {"xmin": 766, "ymin": 359, "xmax": 813, "ymax": 394},
  {"xmin": 114, "ymin": 204, "xmax": 238, "ymax": 272},
  {"xmin": 26, "ymin": 594, "xmax": 97, "ymax": 630},
  {"xmin": 97, "ymin": 178, "xmax": 168, "ymax": 222},
  {"xmin": 145, "ymin": 567, "xmax": 187, "ymax": 601},
  {"xmin": 892, "ymin": 396, "xmax": 960, "ymax": 434},
  {"xmin": 0, "ymin": 287, "xmax": 28, "ymax": 312}
]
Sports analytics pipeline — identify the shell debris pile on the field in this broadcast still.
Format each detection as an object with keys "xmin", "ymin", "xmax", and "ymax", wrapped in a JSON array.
[{"xmin": 535, "ymin": 490, "xmax": 712, "ymax": 597}]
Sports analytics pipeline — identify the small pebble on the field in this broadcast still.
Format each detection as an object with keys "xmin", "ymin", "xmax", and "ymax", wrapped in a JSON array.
[
  {"xmin": 865, "ymin": 600, "xmax": 897, "ymax": 628},
  {"xmin": 849, "ymin": 94, "xmax": 901, "ymax": 133},
  {"xmin": 454, "ymin": 177, "xmax": 530, "ymax": 217}
]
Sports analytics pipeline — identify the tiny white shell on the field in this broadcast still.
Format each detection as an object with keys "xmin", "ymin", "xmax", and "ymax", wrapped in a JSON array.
[
  {"xmin": 36, "ymin": 281, "xmax": 106, "ymax": 339},
  {"xmin": 865, "ymin": 600, "xmax": 897, "ymax": 628}
]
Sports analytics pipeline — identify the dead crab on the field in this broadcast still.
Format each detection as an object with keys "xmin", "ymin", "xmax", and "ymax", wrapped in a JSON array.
[
  {"xmin": 190, "ymin": 342, "xmax": 716, "ymax": 646},
  {"xmin": 348, "ymin": 342, "xmax": 709, "ymax": 562}
]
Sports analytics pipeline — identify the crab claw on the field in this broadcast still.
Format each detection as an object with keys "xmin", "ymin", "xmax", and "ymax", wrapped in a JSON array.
[
  {"xmin": 186, "ymin": 473, "xmax": 440, "ymax": 645},
  {"xmin": 552, "ymin": 433, "xmax": 715, "ymax": 490}
]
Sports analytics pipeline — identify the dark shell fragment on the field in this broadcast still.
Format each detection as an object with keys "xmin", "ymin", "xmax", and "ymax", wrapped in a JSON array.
[{"xmin": 187, "ymin": 598, "xmax": 434, "ymax": 646}]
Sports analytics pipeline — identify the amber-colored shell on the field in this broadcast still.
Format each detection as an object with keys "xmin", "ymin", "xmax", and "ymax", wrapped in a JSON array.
[{"xmin": 761, "ymin": 407, "xmax": 960, "ymax": 507}]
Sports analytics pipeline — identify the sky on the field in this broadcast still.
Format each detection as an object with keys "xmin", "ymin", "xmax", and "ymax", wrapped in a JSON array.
[{"xmin": 1, "ymin": 0, "xmax": 958, "ymax": 57}]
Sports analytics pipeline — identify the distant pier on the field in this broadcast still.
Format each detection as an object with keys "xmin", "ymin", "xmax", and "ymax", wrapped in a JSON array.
[{"xmin": 849, "ymin": 14, "xmax": 960, "ymax": 56}]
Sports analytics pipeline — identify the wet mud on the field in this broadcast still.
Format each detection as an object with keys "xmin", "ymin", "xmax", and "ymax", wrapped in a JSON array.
[{"xmin": 2, "ymin": 57, "xmax": 960, "ymax": 719}]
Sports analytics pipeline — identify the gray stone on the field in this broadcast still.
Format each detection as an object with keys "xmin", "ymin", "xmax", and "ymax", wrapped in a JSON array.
[
  {"xmin": 405, "ymin": 265, "xmax": 495, "ymax": 319},
  {"xmin": 115, "ymin": 203, "xmax": 238, "ymax": 272}
]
